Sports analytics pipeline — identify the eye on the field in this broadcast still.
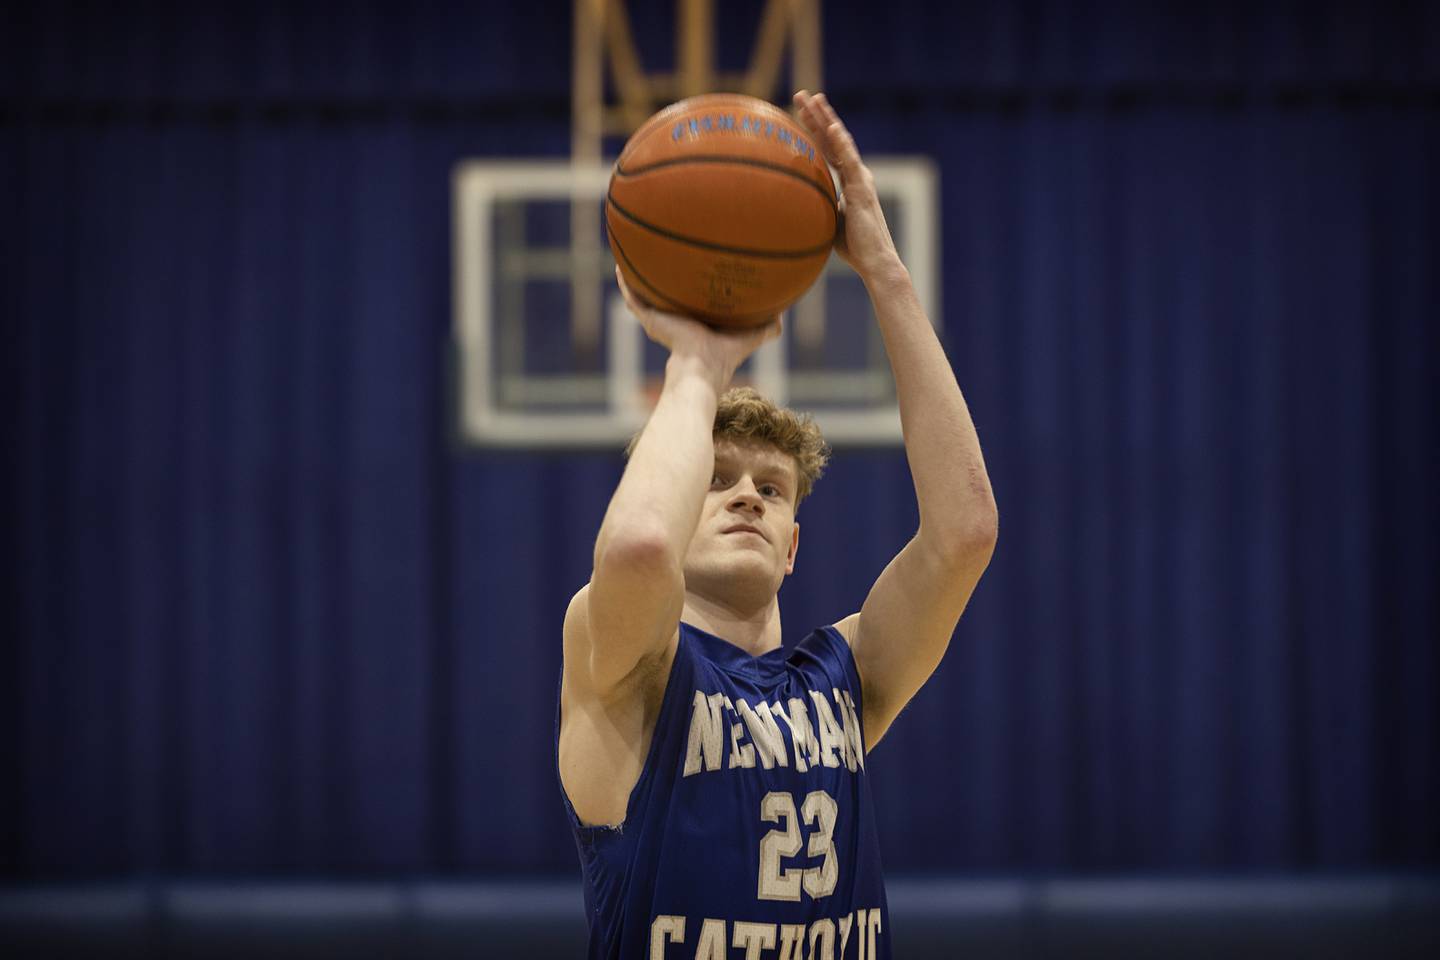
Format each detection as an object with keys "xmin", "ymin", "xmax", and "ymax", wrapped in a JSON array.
[{"xmin": 760, "ymin": 484, "xmax": 781, "ymax": 498}]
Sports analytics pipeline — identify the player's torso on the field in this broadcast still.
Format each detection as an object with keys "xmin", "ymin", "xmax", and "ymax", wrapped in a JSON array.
[{"xmin": 561, "ymin": 622, "xmax": 890, "ymax": 960}]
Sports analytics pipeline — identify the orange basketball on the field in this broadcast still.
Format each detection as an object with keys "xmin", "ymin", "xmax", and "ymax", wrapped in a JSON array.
[{"xmin": 606, "ymin": 93, "xmax": 838, "ymax": 328}]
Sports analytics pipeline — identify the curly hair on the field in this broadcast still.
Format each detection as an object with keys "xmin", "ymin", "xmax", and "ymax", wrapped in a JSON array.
[{"xmin": 625, "ymin": 386, "xmax": 832, "ymax": 506}]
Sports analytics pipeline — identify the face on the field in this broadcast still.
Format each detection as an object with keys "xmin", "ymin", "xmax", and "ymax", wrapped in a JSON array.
[{"xmin": 682, "ymin": 439, "xmax": 802, "ymax": 603}]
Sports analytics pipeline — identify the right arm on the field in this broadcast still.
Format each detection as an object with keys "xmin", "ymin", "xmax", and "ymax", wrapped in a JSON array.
[
  {"xmin": 565, "ymin": 274, "xmax": 781, "ymax": 692},
  {"xmin": 576, "ymin": 354, "xmax": 722, "ymax": 691}
]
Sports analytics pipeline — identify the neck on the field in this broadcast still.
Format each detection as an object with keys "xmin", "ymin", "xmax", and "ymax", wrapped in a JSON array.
[{"xmin": 682, "ymin": 591, "xmax": 783, "ymax": 657}]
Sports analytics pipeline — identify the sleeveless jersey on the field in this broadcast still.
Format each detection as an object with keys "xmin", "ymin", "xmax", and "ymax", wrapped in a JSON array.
[{"xmin": 556, "ymin": 621, "xmax": 891, "ymax": 959}]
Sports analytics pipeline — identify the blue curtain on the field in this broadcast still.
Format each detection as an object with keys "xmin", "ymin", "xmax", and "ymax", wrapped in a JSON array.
[{"xmin": 3, "ymin": 1, "xmax": 1436, "ymax": 878}]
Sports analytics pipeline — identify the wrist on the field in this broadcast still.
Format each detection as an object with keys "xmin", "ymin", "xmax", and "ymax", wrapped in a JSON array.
[
  {"xmin": 857, "ymin": 256, "xmax": 910, "ymax": 294},
  {"xmin": 664, "ymin": 352, "xmax": 728, "ymax": 396}
]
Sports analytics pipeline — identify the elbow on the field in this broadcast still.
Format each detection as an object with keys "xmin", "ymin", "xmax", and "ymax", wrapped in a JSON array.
[
  {"xmin": 957, "ymin": 510, "xmax": 999, "ymax": 565},
  {"xmin": 973, "ymin": 492, "xmax": 1000, "ymax": 550},
  {"xmin": 594, "ymin": 525, "xmax": 681, "ymax": 579},
  {"xmin": 929, "ymin": 494, "xmax": 998, "ymax": 568}
]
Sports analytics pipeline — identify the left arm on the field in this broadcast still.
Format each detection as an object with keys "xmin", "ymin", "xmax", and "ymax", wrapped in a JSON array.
[{"xmin": 794, "ymin": 92, "xmax": 999, "ymax": 751}]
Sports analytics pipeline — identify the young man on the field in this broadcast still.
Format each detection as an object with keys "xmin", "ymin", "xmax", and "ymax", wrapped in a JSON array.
[{"xmin": 557, "ymin": 91, "xmax": 998, "ymax": 959}]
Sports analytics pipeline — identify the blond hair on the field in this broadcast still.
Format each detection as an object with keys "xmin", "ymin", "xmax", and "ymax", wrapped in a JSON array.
[{"xmin": 625, "ymin": 386, "xmax": 831, "ymax": 505}]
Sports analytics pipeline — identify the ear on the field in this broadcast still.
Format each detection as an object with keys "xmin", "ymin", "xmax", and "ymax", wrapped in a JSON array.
[{"xmin": 784, "ymin": 521, "xmax": 800, "ymax": 575}]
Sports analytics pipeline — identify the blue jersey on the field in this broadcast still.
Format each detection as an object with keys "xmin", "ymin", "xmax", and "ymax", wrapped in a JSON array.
[{"xmin": 557, "ymin": 621, "xmax": 891, "ymax": 959}]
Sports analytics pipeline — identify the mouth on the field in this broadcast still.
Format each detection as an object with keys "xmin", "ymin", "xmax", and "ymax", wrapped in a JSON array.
[{"xmin": 722, "ymin": 525, "xmax": 767, "ymax": 542}]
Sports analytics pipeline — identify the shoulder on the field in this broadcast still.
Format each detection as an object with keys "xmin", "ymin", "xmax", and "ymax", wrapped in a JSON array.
[{"xmin": 830, "ymin": 612, "xmax": 861, "ymax": 647}]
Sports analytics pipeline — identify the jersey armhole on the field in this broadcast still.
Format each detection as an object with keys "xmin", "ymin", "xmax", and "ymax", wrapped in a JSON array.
[{"xmin": 818, "ymin": 623, "xmax": 866, "ymax": 737}]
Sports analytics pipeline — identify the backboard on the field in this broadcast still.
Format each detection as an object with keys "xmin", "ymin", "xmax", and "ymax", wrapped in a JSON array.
[{"xmin": 452, "ymin": 159, "xmax": 938, "ymax": 447}]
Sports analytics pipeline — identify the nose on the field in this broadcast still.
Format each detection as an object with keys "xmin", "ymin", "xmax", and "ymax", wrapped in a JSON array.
[{"xmin": 727, "ymin": 478, "xmax": 765, "ymax": 516}]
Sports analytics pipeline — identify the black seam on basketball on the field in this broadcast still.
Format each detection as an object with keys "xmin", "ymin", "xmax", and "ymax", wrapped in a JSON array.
[
  {"xmin": 606, "ymin": 193, "xmax": 833, "ymax": 260},
  {"xmin": 614, "ymin": 155, "xmax": 836, "ymax": 209},
  {"xmin": 606, "ymin": 226, "xmax": 701, "ymax": 317}
]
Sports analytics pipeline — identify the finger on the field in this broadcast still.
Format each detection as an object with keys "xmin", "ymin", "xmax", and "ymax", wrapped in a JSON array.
[
  {"xmin": 727, "ymin": 317, "xmax": 769, "ymax": 352},
  {"xmin": 812, "ymin": 92, "xmax": 843, "ymax": 129},
  {"xmin": 813, "ymin": 129, "xmax": 856, "ymax": 182},
  {"xmin": 791, "ymin": 91, "xmax": 852, "ymax": 173},
  {"xmin": 791, "ymin": 90, "xmax": 827, "ymax": 143},
  {"xmin": 829, "ymin": 123, "xmax": 863, "ymax": 173},
  {"xmin": 811, "ymin": 97, "xmax": 840, "ymax": 141},
  {"xmin": 616, "ymin": 265, "xmax": 639, "ymax": 307},
  {"xmin": 753, "ymin": 315, "xmax": 784, "ymax": 347},
  {"xmin": 801, "ymin": 94, "xmax": 852, "ymax": 166},
  {"xmin": 615, "ymin": 266, "xmax": 649, "ymax": 316},
  {"xmin": 792, "ymin": 90, "xmax": 814, "ymax": 118}
]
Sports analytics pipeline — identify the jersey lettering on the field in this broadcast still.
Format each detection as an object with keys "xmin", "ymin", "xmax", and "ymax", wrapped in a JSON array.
[
  {"xmin": 808, "ymin": 690, "xmax": 848, "ymax": 770},
  {"xmin": 776, "ymin": 923, "xmax": 806, "ymax": 960},
  {"xmin": 737, "ymin": 699, "xmax": 788, "ymax": 769},
  {"xmin": 650, "ymin": 915, "xmax": 684, "ymax": 959},
  {"xmin": 683, "ymin": 686, "xmax": 858, "ymax": 778},
  {"xmin": 732, "ymin": 921, "xmax": 776, "ymax": 960},
  {"xmin": 695, "ymin": 918, "xmax": 726, "ymax": 960},
  {"xmin": 683, "ymin": 691, "xmax": 728, "ymax": 775},
  {"xmin": 648, "ymin": 910, "xmax": 883, "ymax": 960},
  {"xmin": 837, "ymin": 689, "xmax": 866, "ymax": 772}
]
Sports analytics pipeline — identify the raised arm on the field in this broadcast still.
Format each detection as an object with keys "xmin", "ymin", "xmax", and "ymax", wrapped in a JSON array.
[
  {"xmin": 793, "ymin": 91, "xmax": 999, "ymax": 749},
  {"xmin": 564, "ymin": 274, "xmax": 782, "ymax": 693}
]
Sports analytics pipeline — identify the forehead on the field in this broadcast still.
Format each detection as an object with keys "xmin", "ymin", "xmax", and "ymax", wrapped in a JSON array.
[{"xmin": 713, "ymin": 439, "xmax": 798, "ymax": 482}]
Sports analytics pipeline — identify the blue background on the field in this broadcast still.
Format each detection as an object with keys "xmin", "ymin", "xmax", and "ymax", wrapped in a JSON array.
[{"xmin": 3, "ymin": 0, "xmax": 1437, "ymax": 881}]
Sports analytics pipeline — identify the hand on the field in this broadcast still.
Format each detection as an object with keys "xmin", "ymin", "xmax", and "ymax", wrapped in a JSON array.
[
  {"xmin": 792, "ymin": 90, "xmax": 903, "ymax": 282},
  {"xmin": 615, "ymin": 267, "xmax": 783, "ymax": 391}
]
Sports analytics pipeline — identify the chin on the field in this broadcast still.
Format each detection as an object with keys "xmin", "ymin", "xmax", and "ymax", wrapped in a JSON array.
[{"xmin": 686, "ymin": 554, "xmax": 777, "ymax": 589}]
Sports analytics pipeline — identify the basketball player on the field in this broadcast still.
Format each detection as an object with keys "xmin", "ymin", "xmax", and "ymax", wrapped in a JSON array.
[{"xmin": 557, "ymin": 91, "xmax": 997, "ymax": 959}]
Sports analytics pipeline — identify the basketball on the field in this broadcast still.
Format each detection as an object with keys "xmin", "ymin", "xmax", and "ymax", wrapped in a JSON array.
[{"xmin": 606, "ymin": 93, "xmax": 838, "ymax": 328}]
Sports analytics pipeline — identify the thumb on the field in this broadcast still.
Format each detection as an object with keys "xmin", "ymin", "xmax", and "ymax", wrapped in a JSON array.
[{"xmin": 747, "ymin": 315, "xmax": 784, "ymax": 349}]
